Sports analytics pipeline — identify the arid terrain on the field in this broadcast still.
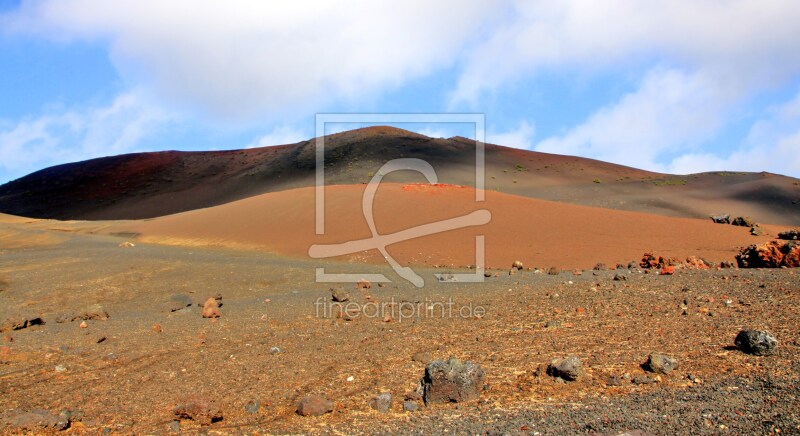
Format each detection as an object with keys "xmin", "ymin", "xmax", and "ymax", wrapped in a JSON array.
[{"xmin": 0, "ymin": 127, "xmax": 799, "ymax": 434}]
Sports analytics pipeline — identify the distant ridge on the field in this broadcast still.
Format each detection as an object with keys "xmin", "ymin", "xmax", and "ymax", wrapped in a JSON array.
[{"xmin": 1, "ymin": 126, "xmax": 798, "ymax": 225}]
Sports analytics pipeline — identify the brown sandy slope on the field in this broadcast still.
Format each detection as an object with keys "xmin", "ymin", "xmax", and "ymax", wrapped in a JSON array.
[
  {"xmin": 1, "ymin": 126, "xmax": 798, "ymax": 225},
  {"xmin": 112, "ymin": 183, "xmax": 782, "ymax": 270}
]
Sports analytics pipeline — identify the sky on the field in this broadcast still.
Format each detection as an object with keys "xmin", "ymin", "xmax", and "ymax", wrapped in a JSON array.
[{"xmin": 1, "ymin": 0, "xmax": 800, "ymax": 183}]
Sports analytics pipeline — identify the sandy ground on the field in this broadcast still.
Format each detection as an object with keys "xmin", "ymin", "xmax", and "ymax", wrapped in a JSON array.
[
  {"xmin": 110, "ymin": 183, "xmax": 786, "ymax": 270},
  {"xmin": 0, "ymin": 221, "xmax": 798, "ymax": 434}
]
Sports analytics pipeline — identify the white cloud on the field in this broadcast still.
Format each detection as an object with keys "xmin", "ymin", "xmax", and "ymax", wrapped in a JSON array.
[
  {"xmin": 536, "ymin": 68, "xmax": 731, "ymax": 170},
  {"xmin": 4, "ymin": 0, "xmax": 496, "ymax": 120},
  {"xmin": 0, "ymin": 91, "xmax": 172, "ymax": 180},
  {"xmin": 452, "ymin": 0, "xmax": 800, "ymax": 105},
  {"xmin": 488, "ymin": 120, "xmax": 535, "ymax": 149},
  {"xmin": 247, "ymin": 125, "xmax": 307, "ymax": 148},
  {"xmin": 667, "ymin": 90, "xmax": 800, "ymax": 176}
]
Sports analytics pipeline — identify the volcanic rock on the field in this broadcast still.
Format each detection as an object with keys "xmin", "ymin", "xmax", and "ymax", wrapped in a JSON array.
[
  {"xmin": 736, "ymin": 240, "xmax": 800, "ymax": 268},
  {"xmin": 330, "ymin": 288, "xmax": 350, "ymax": 302},
  {"xmin": 778, "ymin": 229, "xmax": 800, "ymax": 240},
  {"xmin": 202, "ymin": 298, "xmax": 221, "ymax": 318},
  {"xmin": 547, "ymin": 356, "xmax": 583, "ymax": 381},
  {"xmin": 735, "ymin": 330, "xmax": 778, "ymax": 356},
  {"xmin": 420, "ymin": 357, "xmax": 485, "ymax": 404},
  {"xmin": 731, "ymin": 216, "xmax": 755, "ymax": 227},
  {"xmin": 172, "ymin": 396, "xmax": 223, "ymax": 425},
  {"xmin": 368, "ymin": 393, "xmax": 392, "ymax": 413},
  {"xmin": 646, "ymin": 354, "xmax": 678, "ymax": 374},
  {"xmin": 0, "ymin": 315, "xmax": 45, "ymax": 332},
  {"xmin": 296, "ymin": 395, "xmax": 333, "ymax": 416},
  {"xmin": 710, "ymin": 214, "xmax": 731, "ymax": 224}
]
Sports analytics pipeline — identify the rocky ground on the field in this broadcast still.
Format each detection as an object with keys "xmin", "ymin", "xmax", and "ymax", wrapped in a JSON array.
[{"xmin": 1, "ymin": 231, "xmax": 799, "ymax": 434}]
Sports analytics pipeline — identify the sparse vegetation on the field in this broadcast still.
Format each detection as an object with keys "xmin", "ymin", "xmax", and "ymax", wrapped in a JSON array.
[{"xmin": 653, "ymin": 179, "xmax": 688, "ymax": 186}]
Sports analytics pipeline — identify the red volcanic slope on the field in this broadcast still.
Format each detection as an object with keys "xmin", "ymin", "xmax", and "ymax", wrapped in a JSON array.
[{"xmin": 114, "ymin": 183, "xmax": 780, "ymax": 270}]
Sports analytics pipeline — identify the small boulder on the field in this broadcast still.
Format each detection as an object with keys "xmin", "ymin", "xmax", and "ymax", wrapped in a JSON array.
[
  {"xmin": 646, "ymin": 354, "xmax": 678, "ymax": 374},
  {"xmin": 736, "ymin": 240, "xmax": 800, "ymax": 268},
  {"xmin": 613, "ymin": 273, "xmax": 627, "ymax": 281},
  {"xmin": 547, "ymin": 356, "xmax": 583, "ymax": 381},
  {"xmin": 330, "ymin": 288, "xmax": 350, "ymax": 302},
  {"xmin": 778, "ymin": 229, "xmax": 800, "ymax": 240},
  {"xmin": 403, "ymin": 401, "xmax": 419, "ymax": 412},
  {"xmin": 547, "ymin": 267, "xmax": 560, "ymax": 275},
  {"xmin": 296, "ymin": 395, "xmax": 333, "ymax": 416},
  {"xmin": 660, "ymin": 266, "xmax": 675, "ymax": 275},
  {"xmin": 735, "ymin": 330, "xmax": 778, "ymax": 356},
  {"xmin": 357, "ymin": 279, "xmax": 372, "ymax": 289},
  {"xmin": 172, "ymin": 396, "xmax": 223, "ymax": 426},
  {"xmin": 512, "ymin": 260, "xmax": 524, "ymax": 270},
  {"xmin": 420, "ymin": 357, "xmax": 485, "ymax": 404},
  {"xmin": 368, "ymin": 393, "xmax": 392, "ymax": 413},
  {"xmin": 593, "ymin": 263, "xmax": 607, "ymax": 271},
  {"xmin": 731, "ymin": 216, "xmax": 755, "ymax": 227},
  {"xmin": 202, "ymin": 298, "xmax": 221, "ymax": 318},
  {"xmin": 710, "ymin": 214, "xmax": 731, "ymax": 224},
  {"xmin": 750, "ymin": 226, "xmax": 764, "ymax": 236}
]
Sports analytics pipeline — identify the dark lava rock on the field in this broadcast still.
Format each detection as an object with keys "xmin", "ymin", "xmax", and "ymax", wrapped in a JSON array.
[
  {"xmin": 593, "ymin": 263, "xmax": 608, "ymax": 271},
  {"xmin": 296, "ymin": 395, "xmax": 334, "ymax": 416},
  {"xmin": 750, "ymin": 226, "xmax": 764, "ymax": 236},
  {"xmin": 735, "ymin": 330, "xmax": 778, "ymax": 356},
  {"xmin": 613, "ymin": 273, "xmax": 627, "ymax": 281},
  {"xmin": 330, "ymin": 287, "xmax": 350, "ymax": 302},
  {"xmin": 369, "ymin": 393, "xmax": 392, "ymax": 413},
  {"xmin": 420, "ymin": 357, "xmax": 485, "ymax": 404},
  {"xmin": 778, "ymin": 229, "xmax": 800, "ymax": 240},
  {"xmin": 547, "ymin": 356, "xmax": 583, "ymax": 381},
  {"xmin": 646, "ymin": 354, "xmax": 678, "ymax": 374},
  {"xmin": 2, "ymin": 409, "xmax": 71, "ymax": 431},
  {"xmin": 710, "ymin": 214, "xmax": 731, "ymax": 224},
  {"xmin": 731, "ymin": 216, "xmax": 755, "ymax": 227},
  {"xmin": 172, "ymin": 396, "xmax": 223, "ymax": 425},
  {"xmin": 0, "ymin": 315, "xmax": 45, "ymax": 332}
]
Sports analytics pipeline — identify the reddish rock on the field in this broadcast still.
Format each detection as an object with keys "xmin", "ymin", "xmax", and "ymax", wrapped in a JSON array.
[
  {"xmin": 173, "ymin": 395, "xmax": 223, "ymax": 425},
  {"xmin": 202, "ymin": 298, "xmax": 221, "ymax": 318},
  {"xmin": 152, "ymin": 324, "xmax": 163, "ymax": 333},
  {"xmin": 296, "ymin": 395, "xmax": 334, "ymax": 416},
  {"xmin": 357, "ymin": 279, "xmax": 372, "ymax": 289},
  {"xmin": 684, "ymin": 256, "xmax": 710, "ymax": 269},
  {"xmin": 736, "ymin": 241, "xmax": 800, "ymax": 268},
  {"xmin": 660, "ymin": 266, "xmax": 675, "ymax": 275}
]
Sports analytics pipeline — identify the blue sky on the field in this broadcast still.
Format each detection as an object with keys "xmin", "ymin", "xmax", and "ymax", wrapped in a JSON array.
[{"xmin": 1, "ymin": 1, "xmax": 800, "ymax": 183}]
